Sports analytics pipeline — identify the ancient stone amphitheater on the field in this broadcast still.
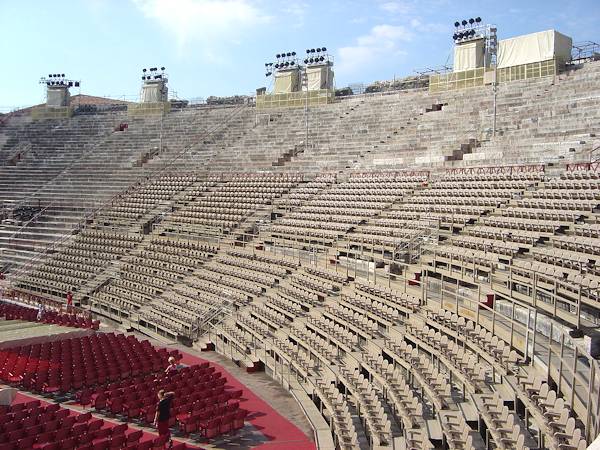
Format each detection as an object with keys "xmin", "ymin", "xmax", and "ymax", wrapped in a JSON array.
[{"xmin": 1, "ymin": 60, "xmax": 600, "ymax": 450}]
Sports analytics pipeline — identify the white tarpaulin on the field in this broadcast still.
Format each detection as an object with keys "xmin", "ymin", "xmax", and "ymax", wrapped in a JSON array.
[
  {"xmin": 497, "ymin": 30, "xmax": 572, "ymax": 68},
  {"xmin": 274, "ymin": 70, "xmax": 299, "ymax": 94},
  {"xmin": 453, "ymin": 39, "xmax": 485, "ymax": 72},
  {"xmin": 306, "ymin": 65, "xmax": 334, "ymax": 90},
  {"xmin": 141, "ymin": 81, "xmax": 168, "ymax": 103}
]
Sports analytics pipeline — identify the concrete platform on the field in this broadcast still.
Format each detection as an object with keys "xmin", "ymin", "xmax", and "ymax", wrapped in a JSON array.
[{"xmin": 0, "ymin": 319, "xmax": 92, "ymax": 349}]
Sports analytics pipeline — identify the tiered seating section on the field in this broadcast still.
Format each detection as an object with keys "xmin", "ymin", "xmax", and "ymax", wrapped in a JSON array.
[
  {"xmin": 0, "ymin": 333, "xmax": 173, "ymax": 392},
  {"xmin": 88, "ymin": 363, "xmax": 246, "ymax": 438},
  {"xmin": 3, "ymin": 59, "xmax": 600, "ymax": 450},
  {"xmin": 0, "ymin": 332, "xmax": 248, "ymax": 447},
  {"xmin": 0, "ymin": 400, "xmax": 182, "ymax": 450},
  {"xmin": 0, "ymin": 301, "xmax": 99, "ymax": 330}
]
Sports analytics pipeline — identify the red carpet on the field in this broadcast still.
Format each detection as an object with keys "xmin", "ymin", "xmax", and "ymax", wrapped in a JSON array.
[{"xmin": 177, "ymin": 350, "xmax": 316, "ymax": 450}]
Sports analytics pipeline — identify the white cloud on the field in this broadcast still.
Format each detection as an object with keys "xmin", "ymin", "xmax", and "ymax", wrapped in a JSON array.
[
  {"xmin": 409, "ymin": 17, "xmax": 447, "ymax": 34},
  {"xmin": 132, "ymin": 0, "xmax": 270, "ymax": 57},
  {"xmin": 379, "ymin": 1, "xmax": 413, "ymax": 15},
  {"xmin": 337, "ymin": 24, "xmax": 411, "ymax": 74},
  {"xmin": 281, "ymin": 2, "xmax": 308, "ymax": 28}
]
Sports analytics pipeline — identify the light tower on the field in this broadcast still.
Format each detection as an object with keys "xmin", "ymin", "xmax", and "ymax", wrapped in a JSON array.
[
  {"xmin": 271, "ymin": 52, "xmax": 300, "ymax": 94},
  {"xmin": 38, "ymin": 74, "xmax": 80, "ymax": 107},
  {"xmin": 128, "ymin": 66, "xmax": 170, "ymax": 116},
  {"xmin": 140, "ymin": 67, "xmax": 168, "ymax": 103},
  {"xmin": 302, "ymin": 47, "xmax": 334, "ymax": 91},
  {"xmin": 451, "ymin": 17, "xmax": 496, "ymax": 72}
]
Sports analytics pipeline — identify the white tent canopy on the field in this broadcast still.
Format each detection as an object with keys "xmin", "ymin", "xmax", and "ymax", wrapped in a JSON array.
[{"xmin": 497, "ymin": 30, "xmax": 572, "ymax": 69}]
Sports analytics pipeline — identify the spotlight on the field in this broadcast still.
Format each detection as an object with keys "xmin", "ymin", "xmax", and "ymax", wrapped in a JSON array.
[
  {"xmin": 311, "ymin": 48, "xmax": 315, "ymax": 53},
  {"xmin": 292, "ymin": 51, "xmax": 296, "ymax": 56},
  {"xmin": 68, "ymin": 81, "xmax": 73, "ymax": 87},
  {"xmin": 160, "ymin": 66, "xmax": 165, "ymax": 70},
  {"xmin": 265, "ymin": 72, "xmax": 272, "ymax": 77},
  {"xmin": 290, "ymin": 61, "xmax": 295, "ymax": 66},
  {"xmin": 461, "ymin": 20, "xmax": 467, "ymax": 26},
  {"xmin": 470, "ymin": 29, "xmax": 476, "ymax": 37},
  {"xmin": 319, "ymin": 56, "xmax": 325, "ymax": 62},
  {"xmin": 143, "ymin": 68, "xmax": 147, "ymax": 72},
  {"xmin": 284, "ymin": 62, "xmax": 289, "ymax": 67},
  {"xmin": 469, "ymin": 18, "xmax": 474, "ymax": 25},
  {"xmin": 454, "ymin": 21, "xmax": 460, "ymax": 27},
  {"xmin": 46, "ymin": 81, "xmax": 50, "ymax": 86},
  {"xmin": 309, "ymin": 58, "xmax": 313, "ymax": 63},
  {"xmin": 141, "ymin": 76, "xmax": 145, "ymax": 80},
  {"xmin": 322, "ymin": 47, "xmax": 326, "ymax": 51},
  {"xmin": 304, "ymin": 58, "xmax": 308, "ymax": 64},
  {"xmin": 276, "ymin": 54, "xmax": 280, "ymax": 58},
  {"xmin": 316, "ymin": 47, "xmax": 321, "ymax": 52},
  {"xmin": 274, "ymin": 63, "xmax": 279, "ymax": 69},
  {"xmin": 475, "ymin": 17, "xmax": 481, "ymax": 23},
  {"xmin": 452, "ymin": 33, "xmax": 458, "ymax": 40},
  {"xmin": 286, "ymin": 52, "xmax": 291, "ymax": 57},
  {"xmin": 48, "ymin": 74, "xmax": 52, "ymax": 78},
  {"xmin": 74, "ymin": 82, "xmax": 80, "ymax": 87},
  {"xmin": 306, "ymin": 49, "xmax": 310, "ymax": 54}
]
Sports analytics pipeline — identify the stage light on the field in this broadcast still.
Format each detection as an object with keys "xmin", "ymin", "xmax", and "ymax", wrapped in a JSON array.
[
  {"xmin": 276, "ymin": 54, "xmax": 280, "ymax": 58},
  {"xmin": 311, "ymin": 48, "xmax": 316, "ymax": 53},
  {"xmin": 304, "ymin": 58, "xmax": 308, "ymax": 64},
  {"xmin": 322, "ymin": 47, "xmax": 327, "ymax": 51},
  {"xmin": 285, "ymin": 52, "xmax": 290, "ymax": 57},
  {"xmin": 469, "ymin": 18, "xmax": 474, "ymax": 24},
  {"xmin": 68, "ymin": 82, "xmax": 73, "ymax": 87},
  {"xmin": 454, "ymin": 21, "xmax": 460, "ymax": 27},
  {"xmin": 161, "ymin": 66, "xmax": 165, "ymax": 70},
  {"xmin": 306, "ymin": 49, "xmax": 310, "ymax": 54},
  {"xmin": 475, "ymin": 17, "xmax": 481, "ymax": 23},
  {"xmin": 309, "ymin": 58, "xmax": 314, "ymax": 63},
  {"xmin": 274, "ymin": 63, "xmax": 279, "ymax": 69},
  {"xmin": 290, "ymin": 61, "xmax": 295, "ymax": 66},
  {"xmin": 470, "ymin": 29, "xmax": 476, "ymax": 37},
  {"xmin": 74, "ymin": 82, "xmax": 80, "ymax": 87},
  {"xmin": 320, "ymin": 56, "xmax": 325, "ymax": 62},
  {"xmin": 461, "ymin": 20, "xmax": 467, "ymax": 26},
  {"xmin": 292, "ymin": 51, "xmax": 296, "ymax": 56}
]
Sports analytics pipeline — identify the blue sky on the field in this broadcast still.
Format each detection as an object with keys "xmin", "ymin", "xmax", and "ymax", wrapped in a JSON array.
[{"xmin": 1, "ymin": 0, "xmax": 598, "ymax": 109}]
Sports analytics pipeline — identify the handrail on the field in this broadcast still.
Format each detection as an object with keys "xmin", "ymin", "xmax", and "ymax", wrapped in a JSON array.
[
  {"xmin": 591, "ymin": 142, "xmax": 600, "ymax": 163},
  {"xmin": 8, "ymin": 103, "xmax": 248, "ymax": 284}
]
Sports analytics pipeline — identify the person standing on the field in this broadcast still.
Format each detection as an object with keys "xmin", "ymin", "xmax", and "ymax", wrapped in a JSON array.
[
  {"xmin": 66, "ymin": 291, "xmax": 73, "ymax": 314},
  {"xmin": 36, "ymin": 302, "xmax": 44, "ymax": 321},
  {"xmin": 154, "ymin": 390, "xmax": 175, "ymax": 447}
]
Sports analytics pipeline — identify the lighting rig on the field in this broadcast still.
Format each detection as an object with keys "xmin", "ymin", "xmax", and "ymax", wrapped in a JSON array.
[
  {"xmin": 452, "ymin": 17, "xmax": 497, "ymax": 67},
  {"xmin": 264, "ymin": 52, "xmax": 298, "ymax": 77},
  {"xmin": 452, "ymin": 17, "xmax": 483, "ymax": 43},
  {"xmin": 141, "ymin": 66, "xmax": 167, "ymax": 81},
  {"xmin": 303, "ymin": 47, "xmax": 331, "ymax": 66},
  {"xmin": 39, "ymin": 74, "xmax": 80, "ymax": 88}
]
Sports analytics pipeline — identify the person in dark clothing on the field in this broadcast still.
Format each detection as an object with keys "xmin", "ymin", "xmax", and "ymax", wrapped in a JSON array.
[{"xmin": 154, "ymin": 390, "xmax": 175, "ymax": 447}]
